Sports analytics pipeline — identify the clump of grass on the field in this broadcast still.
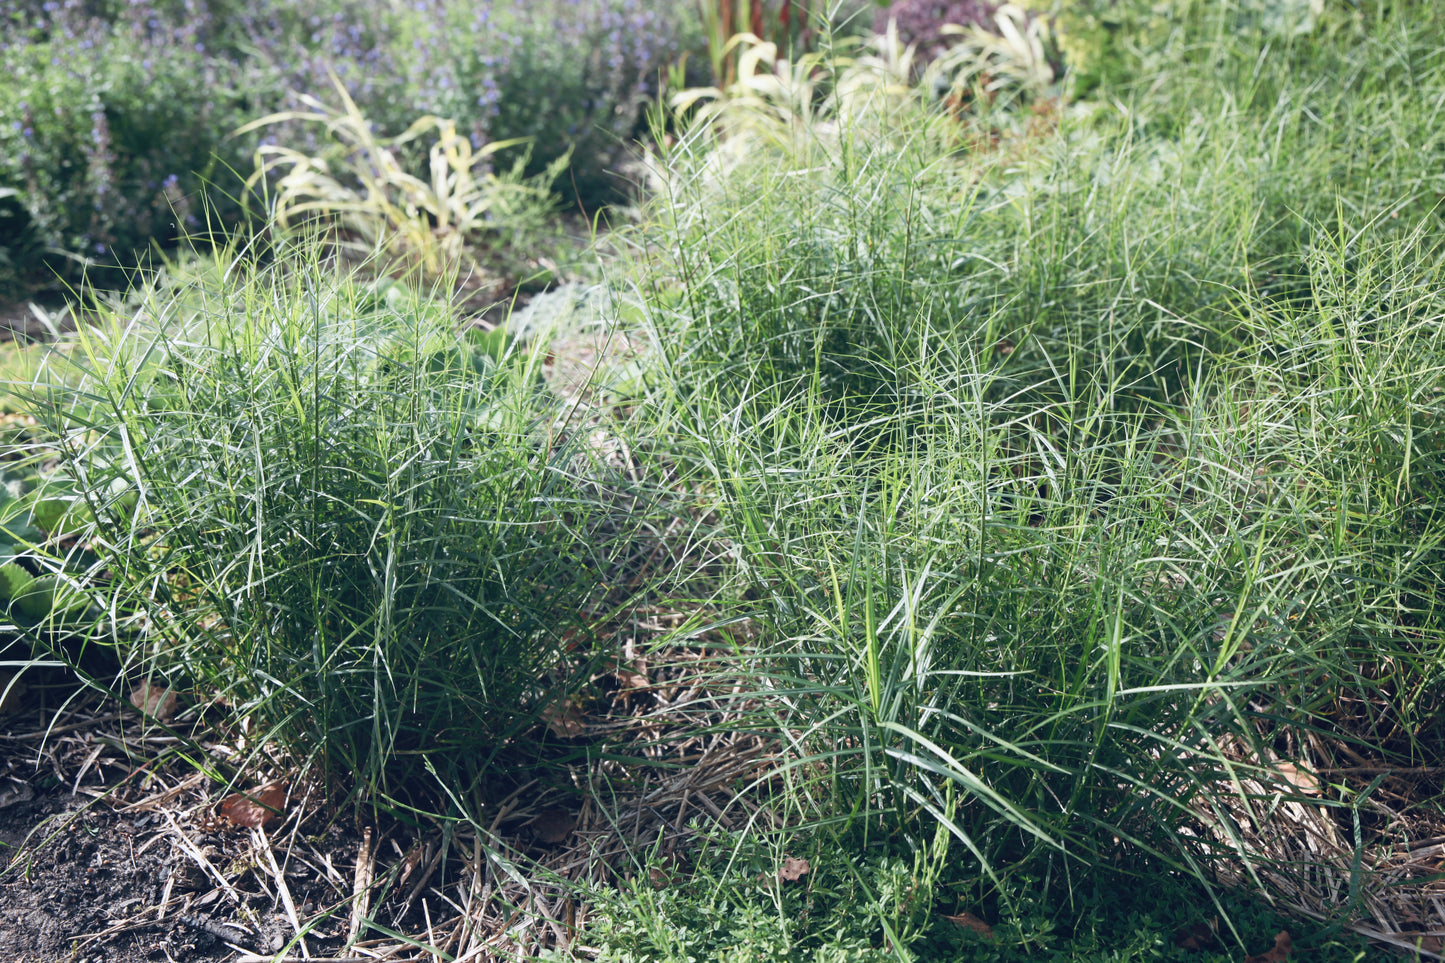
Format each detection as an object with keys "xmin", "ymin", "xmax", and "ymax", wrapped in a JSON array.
[
  {"xmin": 618, "ymin": 0, "xmax": 1445, "ymax": 940},
  {"xmin": 24, "ymin": 249, "xmax": 644, "ymax": 801}
]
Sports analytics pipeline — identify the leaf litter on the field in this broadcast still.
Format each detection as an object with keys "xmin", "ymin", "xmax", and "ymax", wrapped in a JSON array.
[{"xmin": 0, "ymin": 635, "xmax": 789, "ymax": 962}]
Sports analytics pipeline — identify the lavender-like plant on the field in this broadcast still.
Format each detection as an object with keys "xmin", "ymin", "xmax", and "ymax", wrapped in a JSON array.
[{"xmin": 0, "ymin": 0, "xmax": 699, "ymax": 294}]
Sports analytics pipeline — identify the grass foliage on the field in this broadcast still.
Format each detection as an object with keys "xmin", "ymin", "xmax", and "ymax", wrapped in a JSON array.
[
  {"xmin": 614, "ymin": 0, "xmax": 1445, "ymax": 949},
  {"xmin": 27, "ymin": 254, "xmax": 641, "ymax": 798},
  {"xmin": 4, "ymin": 0, "xmax": 1444, "ymax": 959}
]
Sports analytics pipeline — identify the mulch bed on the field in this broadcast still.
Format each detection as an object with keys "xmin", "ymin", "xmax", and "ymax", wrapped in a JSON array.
[{"xmin": 0, "ymin": 634, "xmax": 778, "ymax": 963}]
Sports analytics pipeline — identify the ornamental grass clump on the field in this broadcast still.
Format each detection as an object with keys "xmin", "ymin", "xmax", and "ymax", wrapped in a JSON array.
[
  {"xmin": 28, "ymin": 251, "xmax": 639, "ymax": 799},
  {"xmin": 627, "ymin": 2, "xmax": 1445, "ymax": 927},
  {"xmin": 660, "ymin": 30, "xmax": 1256, "ymax": 455},
  {"xmin": 240, "ymin": 74, "xmax": 567, "ymax": 282}
]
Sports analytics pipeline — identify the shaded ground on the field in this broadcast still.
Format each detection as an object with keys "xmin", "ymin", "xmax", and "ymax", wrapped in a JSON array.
[
  {"xmin": 0, "ymin": 786, "xmax": 292, "ymax": 963},
  {"xmin": 0, "ymin": 635, "xmax": 770, "ymax": 963}
]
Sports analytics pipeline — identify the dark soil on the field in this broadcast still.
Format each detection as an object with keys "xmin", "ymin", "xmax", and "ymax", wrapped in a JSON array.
[
  {"xmin": 0, "ymin": 789, "xmax": 260, "ymax": 963},
  {"xmin": 0, "ymin": 687, "xmax": 370, "ymax": 963},
  {"xmin": 0, "ymin": 757, "xmax": 361, "ymax": 963},
  {"xmin": 0, "ymin": 643, "xmax": 768, "ymax": 963}
]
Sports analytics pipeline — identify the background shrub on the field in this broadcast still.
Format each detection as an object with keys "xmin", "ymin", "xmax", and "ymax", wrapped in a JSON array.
[
  {"xmin": 402, "ymin": 0, "xmax": 697, "ymax": 210},
  {"xmin": 0, "ymin": 189, "xmax": 47, "ymax": 300},
  {"xmin": 872, "ymin": 0, "xmax": 1001, "ymax": 66},
  {"xmin": 0, "ymin": 0, "xmax": 698, "ymax": 296},
  {"xmin": 0, "ymin": 1, "xmax": 283, "ymax": 291}
]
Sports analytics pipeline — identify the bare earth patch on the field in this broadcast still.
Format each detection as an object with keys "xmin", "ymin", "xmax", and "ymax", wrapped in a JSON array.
[{"xmin": 0, "ymin": 631, "xmax": 777, "ymax": 963}]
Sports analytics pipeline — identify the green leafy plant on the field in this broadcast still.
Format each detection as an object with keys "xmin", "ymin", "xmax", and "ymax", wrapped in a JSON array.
[
  {"xmin": 0, "ymin": 11, "xmax": 269, "ymax": 291},
  {"xmin": 931, "ymin": 4, "xmax": 1059, "ymax": 112}
]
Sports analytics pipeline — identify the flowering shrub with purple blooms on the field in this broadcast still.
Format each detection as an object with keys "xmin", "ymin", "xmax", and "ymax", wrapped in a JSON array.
[
  {"xmin": 872, "ymin": 0, "xmax": 1001, "ymax": 66},
  {"xmin": 0, "ymin": 0, "xmax": 283, "ymax": 292},
  {"xmin": 402, "ymin": 0, "xmax": 696, "ymax": 209},
  {"xmin": 0, "ymin": 0, "xmax": 697, "ymax": 295}
]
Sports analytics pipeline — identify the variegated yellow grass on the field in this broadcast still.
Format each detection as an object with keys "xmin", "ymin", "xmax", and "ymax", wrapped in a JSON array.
[{"xmin": 238, "ymin": 72, "xmax": 564, "ymax": 280}]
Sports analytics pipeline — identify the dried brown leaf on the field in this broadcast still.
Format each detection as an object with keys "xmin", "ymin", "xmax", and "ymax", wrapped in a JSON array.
[
  {"xmin": 1274, "ymin": 763, "xmax": 1321, "ymax": 795},
  {"xmin": 616, "ymin": 665, "xmax": 649, "ymax": 692},
  {"xmin": 778, "ymin": 856, "xmax": 810, "ymax": 882},
  {"xmin": 219, "ymin": 783, "xmax": 289, "ymax": 831},
  {"xmin": 129, "ymin": 681, "xmax": 179, "ymax": 723},
  {"xmin": 1243, "ymin": 930, "xmax": 1292, "ymax": 963},
  {"xmin": 541, "ymin": 696, "xmax": 586, "ymax": 738},
  {"xmin": 944, "ymin": 911, "xmax": 993, "ymax": 939},
  {"xmin": 598, "ymin": 658, "xmax": 649, "ymax": 693}
]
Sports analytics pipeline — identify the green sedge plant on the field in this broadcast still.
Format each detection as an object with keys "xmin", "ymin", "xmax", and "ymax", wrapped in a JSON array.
[
  {"xmin": 22, "ymin": 248, "xmax": 645, "ymax": 802},
  {"xmin": 619, "ymin": 0, "xmax": 1445, "ymax": 945}
]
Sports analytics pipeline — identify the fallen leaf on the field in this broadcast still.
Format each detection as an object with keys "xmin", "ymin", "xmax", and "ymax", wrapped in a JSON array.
[
  {"xmin": 778, "ymin": 856, "xmax": 810, "ymax": 882},
  {"xmin": 129, "ymin": 681, "xmax": 178, "ymax": 723},
  {"xmin": 396, "ymin": 840, "xmax": 427, "ymax": 888},
  {"xmin": 613, "ymin": 660, "xmax": 649, "ymax": 693},
  {"xmin": 944, "ymin": 911, "xmax": 993, "ymax": 939},
  {"xmin": 1243, "ymin": 930, "xmax": 1292, "ymax": 963},
  {"xmin": 0, "ymin": 672, "xmax": 28, "ymax": 714},
  {"xmin": 532, "ymin": 808, "xmax": 577, "ymax": 844},
  {"xmin": 541, "ymin": 696, "xmax": 586, "ymax": 738},
  {"xmin": 219, "ymin": 782, "xmax": 288, "ymax": 831},
  {"xmin": 1274, "ymin": 763, "xmax": 1321, "ymax": 795}
]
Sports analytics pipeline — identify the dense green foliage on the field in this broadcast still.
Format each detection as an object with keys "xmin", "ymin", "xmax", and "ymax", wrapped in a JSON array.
[
  {"xmin": 605, "ymin": 0, "xmax": 1445, "ymax": 952},
  {"xmin": 24, "ymin": 257, "xmax": 646, "ymax": 796},
  {"xmin": 3, "ymin": 0, "xmax": 1443, "ymax": 959},
  {"xmin": 0, "ymin": 7, "xmax": 268, "ymax": 293},
  {"xmin": 0, "ymin": 0, "xmax": 694, "ymax": 297}
]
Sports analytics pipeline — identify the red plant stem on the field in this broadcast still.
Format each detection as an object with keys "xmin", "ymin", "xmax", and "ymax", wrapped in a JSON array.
[{"xmin": 720, "ymin": 0, "xmax": 735, "ymax": 87}]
